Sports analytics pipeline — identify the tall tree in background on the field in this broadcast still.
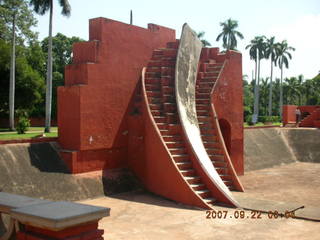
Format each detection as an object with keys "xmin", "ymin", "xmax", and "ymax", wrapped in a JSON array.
[
  {"xmin": 197, "ymin": 31, "xmax": 211, "ymax": 47},
  {"xmin": 265, "ymin": 36, "xmax": 278, "ymax": 116},
  {"xmin": 216, "ymin": 18, "xmax": 244, "ymax": 50},
  {"xmin": 246, "ymin": 36, "xmax": 266, "ymax": 123},
  {"xmin": 276, "ymin": 40, "xmax": 295, "ymax": 119},
  {"xmin": 0, "ymin": 0, "xmax": 37, "ymax": 130},
  {"xmin": 29, "ymin": 0, "xmax": 71, "ymax": 133}
]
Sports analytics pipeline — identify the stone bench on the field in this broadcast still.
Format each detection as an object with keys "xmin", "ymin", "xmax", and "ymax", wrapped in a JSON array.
[{"xmin": 0, "ymin": 192, "xmax": 110, "ymax": 240}]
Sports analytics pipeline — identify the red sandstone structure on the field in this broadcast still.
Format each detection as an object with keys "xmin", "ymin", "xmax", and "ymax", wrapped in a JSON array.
[
  {"xmin": 58, "ymin": 18, "xmax": 244, "ymax": 209},
  {"xmin": 283, "ymin": 105, "xmax": 320, "ymax": 128}
]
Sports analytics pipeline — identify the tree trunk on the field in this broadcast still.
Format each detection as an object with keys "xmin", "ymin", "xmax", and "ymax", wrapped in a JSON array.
[
  {"xmin": 252, "ymin": 53, "xmax": 261, "ymax": 123},
  {"xmin": 45, "ymin": 1, "xmax": 53, "ymax": 133},
  {"xmin": 9, "ymin": 13, "xmax": 16, "ymax": 131},
  {"xmin": 268, "ymin": 58, "xmax": 273, "ymax": 116},
  {"xmin": 252, "ymin": 57, "xmax": 259, "ymax": 123},
  {"xmin": 130, "ymin": 10, "xmax": 133, "ymax": 24},
  {"xmin": 279, "ymin": 65, "xmax": 284, "ymax": 120}
]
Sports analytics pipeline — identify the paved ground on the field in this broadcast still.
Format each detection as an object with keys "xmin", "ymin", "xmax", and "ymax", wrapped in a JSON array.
[{"xmin": 82, "ymin": 162, "xmax": 320, "ymax": 240}]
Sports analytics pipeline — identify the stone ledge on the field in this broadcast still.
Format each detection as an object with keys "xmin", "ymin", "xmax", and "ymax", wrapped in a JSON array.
[{"xmin": 11, "ymin": 201, "xmax": 110, "ymax": 231}]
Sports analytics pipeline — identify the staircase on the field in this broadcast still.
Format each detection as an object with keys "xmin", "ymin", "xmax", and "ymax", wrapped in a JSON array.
[
  {"xmin": 196, "ymin": 61, "xmax": 244, "ymax": 191},
  {"xmin": 143, "ymin": 41, "xmax": 217, "ymax": 207},
  {"xmin": 299, "ymin": 108, "xmax": 320, "ymax": 127}
]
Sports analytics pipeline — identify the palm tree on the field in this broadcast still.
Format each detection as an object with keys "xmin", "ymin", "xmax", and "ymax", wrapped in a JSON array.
[
  {"xmin": 216, "ymin": 18, "xmax": 244, "ymax": 50},
  {"xmin": 246, "ymin": 36, "xmax": 266, "ymax": 123},
  {"xmin": 8, "ymin": 2, "xmax": 17, "ymax": 130},
  {"xmin": 197, "ymin": 31, "xmax": 211, "ymax": 47},
  {"xmin": 276, "ymin": 40, "xmax": 295, "ymax": 120},
  {"xmin": 265, "ymin": 36, "xmax": 278, "ymax": 116},
  {"xmin": 29, "ymin": 0, "xmax": 71, "ymax": 133}
]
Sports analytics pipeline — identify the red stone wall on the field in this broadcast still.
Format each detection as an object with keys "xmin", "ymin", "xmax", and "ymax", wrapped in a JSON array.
[
  {"xmin": 282, "ymin": 105, "xmax": 297, "ymax": 125},
  {"xmin": 208, "ymin": 49, "xmax": 244, "ymax": 175},
  {"xmin": 58, "ymin": 18, "xmax": 175, "ymax": 173}
]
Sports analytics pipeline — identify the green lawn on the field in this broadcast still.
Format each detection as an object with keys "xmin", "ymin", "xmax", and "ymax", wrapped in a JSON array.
[
  {"xmin": 244, "ymin": 122, "xmax": 282, "ymax": 127},
  {"xmin": 0, "ymin": 127, "xmax": 58, "ymax": 140}
]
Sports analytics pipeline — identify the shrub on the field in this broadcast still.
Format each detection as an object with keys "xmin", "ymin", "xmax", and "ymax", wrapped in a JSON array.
[
  {"xmin": 16, "ymin": 110, "xmax": 31, "ymax": 134},
  {"xmin": 246, "ymin": 115, "xmax": 254, "ymax": 126},
  {"xmin": 16, "ymin": 116, "xmax": 30, "ymax": 134},
  {"xmin": 258, "ymin": 116, "xmax": 267, "ymax": 123}
]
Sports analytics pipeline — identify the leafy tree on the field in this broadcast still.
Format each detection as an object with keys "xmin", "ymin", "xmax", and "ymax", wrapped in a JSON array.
[
  {"xmin": 243, "ymin": 76, "xmax": 254, "ymax": 121},
  {"xmin": 216, "ymin": 18, "xmax": 244, "ymax": 50},
  {"xmin": 275, "ymin": 40, "xmax": 295, "ymax": 118},
  {"xmin": 0, "ymin": 40, "xmax": 45, "ymax": 118},
  {"xmin": 0, "ymin": 0, "xmax": 37, "ymax": 44},
  {"xmin": 1, "ymin": 0, "xmax": 38, "ymax": 129},
  {"xmin": 41, "ymin": 33, "xmax": 83, "ymax": 74},
  {"xmin": 246, "ymin": 36, "xmax": 266, "ymax": 123},
  {"xmin": 39, "ymin": 33, "xmax": 84, "ymax": 119},
  {"xmin": 197, "ymin": 31, "xmax": 211, "ymax": 47},
  {"xmin": 29, "ymin": 0, "xmax": 71, "ymax": 133}
]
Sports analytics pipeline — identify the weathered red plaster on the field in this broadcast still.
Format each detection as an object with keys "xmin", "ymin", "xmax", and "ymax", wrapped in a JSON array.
[
  {"xmin": 201, "ymin": 49, "xmax": 244, "ymax": 175},
  {"xmin": 58, "ymin": 18, "xmax": 175, "ymax": 173}
]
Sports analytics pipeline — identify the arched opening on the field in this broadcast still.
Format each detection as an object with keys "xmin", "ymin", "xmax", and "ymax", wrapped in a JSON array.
[{"xmin": 218, "ymin": 119, "xmax": 231, "ymax": 155}]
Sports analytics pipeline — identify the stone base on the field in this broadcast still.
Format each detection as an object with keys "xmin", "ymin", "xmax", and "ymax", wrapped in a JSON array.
[{"xmin": 17, "ymin": 222, "xmax": 103, "ymax": 240}]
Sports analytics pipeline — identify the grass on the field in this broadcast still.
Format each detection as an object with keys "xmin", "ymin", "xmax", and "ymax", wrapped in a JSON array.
[
  {"xmin": 244, "ymin": 122, "xmax": 282, "ymax": 127},
  {"xmin": 0, "ymin": 127, "xmax": 58, "ymax": 140}
]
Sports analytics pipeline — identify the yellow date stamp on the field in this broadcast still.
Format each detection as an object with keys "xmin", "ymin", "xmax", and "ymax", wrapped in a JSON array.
[{"xmin": 205, "ymin": 210, "xmax": 296, "ymax": 219}]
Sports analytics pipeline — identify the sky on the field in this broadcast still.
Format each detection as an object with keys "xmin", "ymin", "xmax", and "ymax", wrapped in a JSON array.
[{"xmin": 32, "ymin": 0, "xmax": 320, "ymax": 80}]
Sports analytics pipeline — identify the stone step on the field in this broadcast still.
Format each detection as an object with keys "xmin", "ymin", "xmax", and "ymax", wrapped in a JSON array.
[
  {"xmin": 196, "ymin": 189, "xmax": 211, "ymax": 198},
  {"xmin": 157, "ymin": 123, "xmax": 167, "ymax": 130},
  {"xmin": 223, "ymin": 180, "xmax": 233, "ymax": 187},
  {"xmin": 166, "ymin": 141, "xmax": 184, "ymax": 148},
  {"xmin": 153, "ymin": 116, "xmax": 166, "ymax": 123},
  {"xmin": 146, "ymin": 66, "xmax": 161, "ymax": 73},
  {"xmin": 203, "ymin": 141, "xmax": 219, "ymax": 148},
  {"xmin": 162, "ymin": 86, "xmax": 175, "ymax": 95},
  {"xmin": 148, "ymin": 97, "xmax": 161, "ymax": 104},
  {"xmin": 203, "ymin": 197, "xmax": 216, "ymax": 204},
  {"xmin": 215, "ymin": 167, "xmax": 229, "ymax": 175},
  {"xmin": 196, "ymin": 82, "xmax": 214, "ymax": 88},
  {"xmin": 162, "ymin": 135, "xmax": 182, "ymax": 142},
  {"xmin": 176, "ymin": 161, "xmax": 192, "ymax": 170},
  {"xmin": 197, "ymin": 116, "xmax": 211, "ymax": 122},
  {"xmin": 196, "ymin": 110, "xmax": 209, "ymax": 116},
  {"xmin": 205, "ymin": 148, "xmax": 222, "ymax": 155},
  {"xmin": 145, "ymin": 71, "xmax": 161, "ymax": 78},
  {"xmin": 196, "ymin": 104, "xmax": 210, "ymax": 110},
  {"xmin": 209, "ymin": 154, "xmax": 224, "ymax": 162},
  {"xmin": 201, "ymin": 134, "xmax": 218, "ymax": 141},
  {"xmin": 203, "ymin": 72, "xmax": 219, "ymax": 78},
  {"xmin": 149, "ymin": 104, "xmax": 162, "ymax": 110},
  {"xmin": 151, "ymin": 110, "xmax": 164, "ymax": 116},
  {"xmin": 145, "ymin": 78, "xmax": 160, "ymax": 84},
  {"xmin": 196, "ymin": 99, "xmax": 210, "ymax": 104},
  {"xmin": 146, "ymin": 90, "xmax": 161, "ymax": 97},
  {"xmin": 220, "ymin": 174, "xmax": 232, "ymax": 180},
  {"xmin": 190, "ymin": 183, "xmax": 206, "ymax": 191},
  {"xmin": 172, "ymin": 154, "xmax": 190, "ymax": 162},
  {"xmin": 212, "ymin": 160, "xmax": 227, "ymax": 168},
  {"xmin": 168, "ymin": 147, "xmax": 187, "ymax": 155},
  {"xmin": 196, "ymin": 88, "xmax": 211, "ymax": 94},
  {"xmin": 184, "ymin": 176, "xmax": 201, "ymax": 184},
  {"xmin": 161, "ymin": 76, "xmax": 174, "ymax": 86},
  {"xmin": 196, "ymin": 93, "xmax": 210, "ymax": 99},
  {"xmin": 162, "ymin": 94, "xmax": 175, "ymax": 103},
  {"xmin": 145, "ymin": 84, "xmax": 161, "ymax": 91},
  {"xmin": 180, "ymin": 169, "xmax": 196, "ymax": 177},
  {"xmin": 164, "ymin": 103, "xmax": 177, "ymax": 113}
]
